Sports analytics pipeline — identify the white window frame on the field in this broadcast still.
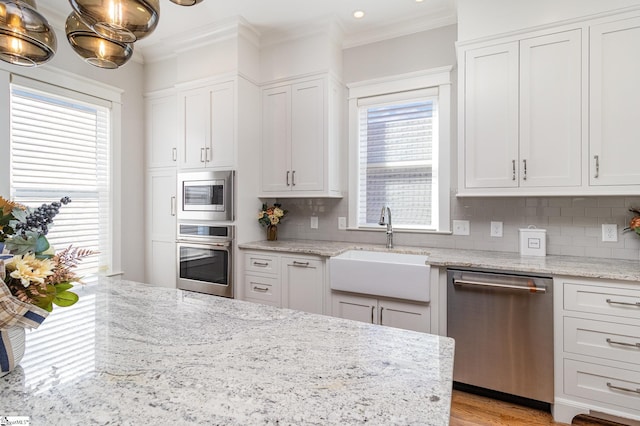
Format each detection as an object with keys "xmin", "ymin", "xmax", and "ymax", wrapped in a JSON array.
[
  {"xmin": 347, "ymin": 67, "xmax": 452, "ymax": 233},
  {"xmin": 0, "ymin": 65, "xmax": 123, "ymax": 275}
]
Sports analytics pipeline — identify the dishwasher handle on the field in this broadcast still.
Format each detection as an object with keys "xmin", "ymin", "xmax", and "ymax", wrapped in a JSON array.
[{"xmin": 453, "ymin": 278, "xmax": 547, "ymax": 293}]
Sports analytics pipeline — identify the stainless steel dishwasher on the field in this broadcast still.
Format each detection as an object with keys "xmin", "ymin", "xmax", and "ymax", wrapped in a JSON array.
[{"xmin": 447, "ymin": 269, "xmax": 554, "ymax": 404}]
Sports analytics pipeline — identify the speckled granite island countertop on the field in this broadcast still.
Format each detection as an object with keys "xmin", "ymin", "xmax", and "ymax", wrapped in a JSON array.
[
  {"xmin": 0, "ymin": 277, "xmax": 455, "ymax": 426},
  {"xmin": 239, "ymin": 239, "xmax": 640, "ymax": 282}
]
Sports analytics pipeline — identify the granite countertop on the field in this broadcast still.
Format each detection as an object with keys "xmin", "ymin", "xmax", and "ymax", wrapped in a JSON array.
[
  {"xmin": 0, "ymin": 277, "xmax": 455, "ymax": 425},
  {"xmin": 239, "ymin": 239, "xmax": 640, "ymax": 282}
]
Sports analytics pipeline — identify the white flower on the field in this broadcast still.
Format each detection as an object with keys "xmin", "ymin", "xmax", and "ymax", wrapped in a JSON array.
[{"xmin": 6, "ymin": 253, "xmax": 55, "ymax": 287}]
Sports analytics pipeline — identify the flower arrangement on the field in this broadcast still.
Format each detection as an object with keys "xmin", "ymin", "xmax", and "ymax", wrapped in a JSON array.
[
  {"xmin": 1, "ymin": 196, "xmax": 93, "ymax": 312},
  {"xmin": 625, "ymin": 207, "xmax": 640, "ymax": 236},
  {"xmin": 258, "ymin": 203, "xmax": 287, "ymax": 227}
]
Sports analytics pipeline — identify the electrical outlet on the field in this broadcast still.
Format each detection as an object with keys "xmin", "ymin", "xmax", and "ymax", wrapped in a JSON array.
[
  {"xmin": 453, "ymin": 220, "xmax": 470, "ymax": 236},
  {"xmin": 602, "ymin": 224, "xmax": 618, "ymax": 242},
  {"xmin": 490, "ymin": 221, "xmax": 503, "ymax": 238},
  {"xmin": 338, "ymin": 217, "xmax": 347, "ymax": 230},
  {"xmin": 310, "ymin": 216, "xmax": 318, "ymax": 229}
]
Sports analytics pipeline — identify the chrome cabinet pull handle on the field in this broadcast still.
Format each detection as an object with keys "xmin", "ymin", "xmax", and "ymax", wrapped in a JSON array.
[
  {"xmin": 606, "ymin": 298, "xmax": 640, "ymax": 307},
  {"xmin": 371, "ymin": 306, "xmax": 375, "ymax": 323},
  {"xmin": 522, "ymin": 159, "xmax": 527, "ymax": 181},
  {"xmin": 594, "ymin": 155, "xmax": 600, "ymax": 178},
  {"xmin": 252, "ymin": 285, "xmax": 269, "ymax": 292},
  {"xmin": 172, "ymin": 147, "xmax": 177, "ymax": 161},
  {"xmin": 292, "ymin": 261, "xmax": 309, "ymax": 267},
  {"xmin": 606, "ymin": 338, "xmax": 640, "ymax": 349},
  {"xmin": 606, "ymin": 382, "xmax": 640, "ymax": 394},
  {"xmin": 292, "ymin": 170, "xmax": 296, "ymax": 186},
  {"xmin": 206, "ymin": 147, "xmax": 211, "ymax": 162},
  {"xmin": 512, "ymin": 160, "xmax": 516, "ymax": 181},
  {"xmin": 286, "ymin": 171, "xmax": 290, "ymax": 186},
  {"xmin": 200, "ymin": 147, "xmax": 205, "ymax": 162},
  {"xmin": 170, "ymin": 196, "xmax": 176, "ymax": 216},
  {"xmin": 252, "ymin": 261, "xmax": 269, "ymax": 267},
  {"xmin": 380, "ymin": 307, "xmax": 384, "ymax": 324}
]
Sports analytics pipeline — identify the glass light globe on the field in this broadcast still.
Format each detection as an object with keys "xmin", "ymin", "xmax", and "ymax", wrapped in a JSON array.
[
  {"xmin": 0, "ymin": 0, "xmax": 56, "ymax": 67},
  {"xmin": 68, "ymin": 0, "xmax": 160, "ymax": 43}
]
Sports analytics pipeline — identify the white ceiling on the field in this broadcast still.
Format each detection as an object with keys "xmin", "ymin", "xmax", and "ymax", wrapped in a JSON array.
[{"xmin": 39, "ymin": 0, "xmax": 457, "ymax": 54}]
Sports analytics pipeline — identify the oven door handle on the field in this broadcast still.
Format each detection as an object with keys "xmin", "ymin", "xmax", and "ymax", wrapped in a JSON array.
[{"xmin": 177, "ymin": 240, "xmax": 231, "ymax": 248}]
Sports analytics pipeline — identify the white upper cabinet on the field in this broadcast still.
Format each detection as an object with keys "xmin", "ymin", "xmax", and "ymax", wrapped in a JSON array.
[
  {"xmin": 461, "ymin": 29, "xmax": 583, "ymax": 194},
  {"xmin": 260, "ymin": 74, "xmax": 342, "ymax": 198},
  {"xmin": 179, "ymin": 80, "xmax": 235, "ymax": 170},
  {"xmin": 146, "ymin": 92, "xmax": 178, "ymax": 169},
  {"xmin": 519, "ymin": 30, "xmax": 583, "ymax": 188},
  {"xmin": 590, "ymin": 16, "xmax": 640, "ymax": 186},
  {"xmin": 460, "ymin": 10, "xmax": 640, "ymax": 196},
  {"xmin": 463, "ymin": 42, "xmax": 519, "ymax": 189}
]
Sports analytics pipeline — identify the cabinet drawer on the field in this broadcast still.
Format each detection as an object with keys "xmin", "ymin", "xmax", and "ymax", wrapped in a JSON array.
[
  {"xmin": 564, "ymin": 359, "xmax": 640, "ymax": 412},
  {"xmin": 245, "ymin": 274, "xmax": 281, "ymax": 306},
  {"xmin": 564, "ymin": 283, "xmax": 640, "ymax": 320},
  {"xmin": 564, "ymin": 317, "xmax": 640, "ymax": 365},
  {"xmin": 245, "ymin": 253, "xmax": 279, "ymax": 275}
]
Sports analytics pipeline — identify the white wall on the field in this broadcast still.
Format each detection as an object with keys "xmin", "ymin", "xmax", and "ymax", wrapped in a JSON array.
[
  {"xmin": 457, "ymin": 0, "xmax": 640, "ymax": 41},
  {"xmin": 0, "ymin": 26, "xmax": 146, "ymax": 282}
]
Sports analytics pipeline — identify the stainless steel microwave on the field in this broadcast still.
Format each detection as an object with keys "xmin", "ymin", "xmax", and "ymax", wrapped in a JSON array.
[{"xmin": 177, "ymin": 170, "xmax": 234, "ymax": 222}]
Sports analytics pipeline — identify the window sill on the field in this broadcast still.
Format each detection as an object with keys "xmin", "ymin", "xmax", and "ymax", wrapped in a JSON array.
[{"xmin": 347, "ymin": 225, "xmax": 452, "ymax": 235}]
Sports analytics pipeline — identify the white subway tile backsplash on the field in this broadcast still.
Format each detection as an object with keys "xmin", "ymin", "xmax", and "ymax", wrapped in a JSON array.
[{"xmin": 276, "ymin": 195, "xmax": 640, "ymax": 261}]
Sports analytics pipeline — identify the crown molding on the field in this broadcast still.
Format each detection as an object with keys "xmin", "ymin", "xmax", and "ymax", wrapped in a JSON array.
[{"xmin": 138, "ymin": 16, "xmax": 261, "ymax": 64}]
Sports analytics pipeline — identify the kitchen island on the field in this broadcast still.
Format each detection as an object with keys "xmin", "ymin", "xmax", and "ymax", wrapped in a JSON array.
[{"xmin": 0, "ymin": 277, "xmax": 454, "ymax": 425}]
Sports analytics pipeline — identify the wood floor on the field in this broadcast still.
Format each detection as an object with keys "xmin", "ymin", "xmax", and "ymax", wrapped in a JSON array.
[{"xmin": 449, "ymin": 390, "xmax": 631, "ymax": 426}]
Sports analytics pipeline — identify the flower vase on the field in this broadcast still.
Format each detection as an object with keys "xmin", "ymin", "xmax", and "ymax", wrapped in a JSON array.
[
  {"xmin": 267, "ymin": 225, "xmax": 278, "ymax": 241},
  {"xmin": 0, "ymin": 326, "xmax": 26, "ymax": 377}
]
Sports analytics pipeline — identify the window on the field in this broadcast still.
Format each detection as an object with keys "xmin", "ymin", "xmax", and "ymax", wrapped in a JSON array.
[
  {"xmin": 10, "ymin": 79, "xmax": 111, "ymax": 277},
  {"xmin": 348, "ymin": 68, "xmax": 452, "ymax": 232}
]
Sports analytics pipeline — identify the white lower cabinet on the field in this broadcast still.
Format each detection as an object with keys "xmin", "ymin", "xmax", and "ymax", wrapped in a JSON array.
[
  {"xmin": 332, "ymin": 292, "xmax": 430, "ymax": 333},
  {"xmin": 242, "ymin": 251, "xmax": 327, "ymax": 314},
  {"xmin": 554, "ymin": 277, "xmax": 640, "ymax": 423}
]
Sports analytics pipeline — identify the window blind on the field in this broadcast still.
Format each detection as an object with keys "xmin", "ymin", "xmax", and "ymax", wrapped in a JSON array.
[
  {"xmin": 10, "ymin": 83, "xmax": 111, "ymax": 278},
  {"xmin": 357, "ymin": 95, "xmax": 438, "ymax": 228}
]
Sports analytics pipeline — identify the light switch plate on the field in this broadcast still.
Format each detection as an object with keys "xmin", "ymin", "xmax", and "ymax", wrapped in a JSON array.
[
  {"xmin": 490, "ymin": 221, "xmax": 503, "ymax": 237},
  {"xmin": 338, "ymin": 217, "xmax": 347, "ymax": 230},
  {"xmin": 453, "ymin": 220, "xmax": 470, "ymax": 236},
  {"xmin": 310, "ymin": 216, "xmax": 318, "ymax": 229},
  {"xmin": 602, "ymin": 224, "xmax": 617, "ymax": 242}
]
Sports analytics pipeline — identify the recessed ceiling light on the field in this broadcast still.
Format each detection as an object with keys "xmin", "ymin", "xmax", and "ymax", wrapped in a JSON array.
[
  {"xmin": 353, "ymin": 10, "xmax": 365, "ymax": 19},
  {"xmin": 416, "ymin": 0, "xmax": 425, "ymax": 2}
]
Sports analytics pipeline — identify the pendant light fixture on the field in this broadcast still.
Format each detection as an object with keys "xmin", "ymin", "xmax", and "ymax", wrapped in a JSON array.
[
  {"xmin": 169, "ymin": 0, "xmax": 203, "ymax": 6},
  {"xmin": 0, "ymin": 0, "xmax": 56, "ymax": 67},
  {"xmin": 66, "ymin": 12, "xmax": 133, "ymax": 69},
  {"xmin": 68, "ymin": 0, "xmax": 160, "ymax": 43}
]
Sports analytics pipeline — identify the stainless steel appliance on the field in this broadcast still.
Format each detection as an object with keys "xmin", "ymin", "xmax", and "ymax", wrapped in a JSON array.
[
  {"xmin": 447, "ymin": 269, "xmax": 554, "ymax": 404},
  {"xmin": 177, "ymin": 223, "xmax": 234, "ymax": 298},
  {"xmin": 178, "ymin": 170, "xmax": 234, "ymax": 222}
]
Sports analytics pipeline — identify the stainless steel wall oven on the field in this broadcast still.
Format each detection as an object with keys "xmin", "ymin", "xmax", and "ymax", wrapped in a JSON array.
[{"xmin": 177, "ymin": 223, "xmax": 234, "ymax": 298}]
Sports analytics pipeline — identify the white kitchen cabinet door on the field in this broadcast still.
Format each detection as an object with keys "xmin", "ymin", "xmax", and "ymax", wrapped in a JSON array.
[
  {"xmin": 463, "ymin": 42, "xmax": 519, "ymax": 188},
  {"xmin": 261, "ymin": 85, "xmax": 292, "ymax": 193},
  {"xmin": 180, "ymin": 87, "xmax": 209, "ymax": 169},
  {"xmin": 290, "ymin": 79, "xmax": 324, "ymax": 191},
  {"xmin": 378, "ymin": 299, "xmax": 430, "ymax": 333},
  {"xmin": 208, "ymin": 81, "xmax": 235, "ymax": 168},
  {"xmin": 590, "ymin": 16, "xmax": 640, "ymax": 186},
  {"xmin": 282, "ymin": 256, "xmax": 324, "ymax": 315},
  {"xmin": 146, "ymin": 93, "xmax": 177, "ymax": 169},
  {"xmin": 179, "ymin": 82, "xmax": 236, "ymax": 170},
  {"xmin": 148, "ymin": 169, "xmax": 176, "ymax": 242},
  {"xmin": 332, "ymin": 292, "xmax": 378, "ymax": 324},
  {"xmin": 146, "ymin": 169, "xmax": 177, "ymax": 289},
  {"xmin": 519, "ymin": 30, "xmax": 582, "ymax": 188},
  {"xmin": 148, "ymin": 240, "xmax": 176, "ymax": 289}
]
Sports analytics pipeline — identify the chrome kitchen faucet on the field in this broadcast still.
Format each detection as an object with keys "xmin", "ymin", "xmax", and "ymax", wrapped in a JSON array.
[{"xmin": 378, "ymin": 206, "xmax": 393, "ymax": 248}]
